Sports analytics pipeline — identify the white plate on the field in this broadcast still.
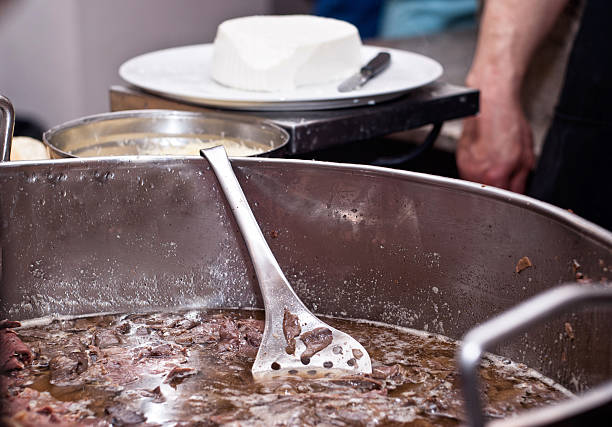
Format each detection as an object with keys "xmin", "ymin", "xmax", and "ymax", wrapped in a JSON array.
[{"xmin": 119, "ymin": 44, "xmax": 443, "ymax": 111}]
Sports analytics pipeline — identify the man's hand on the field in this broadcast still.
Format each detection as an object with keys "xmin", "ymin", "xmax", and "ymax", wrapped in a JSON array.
[
  {"xmin": 457, "ymin": 0, "xmax": 568, "ymax": 193},
  {"xmin": 457, "ymin": 90, "xmax": 534, "ymax": 193}
]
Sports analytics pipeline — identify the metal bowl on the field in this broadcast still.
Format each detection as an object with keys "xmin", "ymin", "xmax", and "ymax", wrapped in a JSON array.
[{"xmin": 42, "ymin": 109, "xmax": 289, "ymax": 158}]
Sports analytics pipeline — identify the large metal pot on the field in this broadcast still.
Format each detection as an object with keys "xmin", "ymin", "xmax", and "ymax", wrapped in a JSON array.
[{"xmin": 1, "ymin": 97, "xmax": 611, "ymax": 425}]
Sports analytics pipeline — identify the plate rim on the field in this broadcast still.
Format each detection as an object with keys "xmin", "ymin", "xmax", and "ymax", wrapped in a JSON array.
[{"xmin": 119, "ymin": 43, "xmax": 444, "ymax": 111}]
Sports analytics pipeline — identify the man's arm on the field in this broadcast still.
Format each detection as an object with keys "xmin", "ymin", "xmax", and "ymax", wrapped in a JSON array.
[{"xmin": 457, "ymin": 0, "xmax": 569, "ymax": 193}]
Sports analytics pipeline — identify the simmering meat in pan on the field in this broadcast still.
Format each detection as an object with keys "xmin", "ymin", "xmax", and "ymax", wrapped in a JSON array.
[{"xmin": 0, "ymin": 309, "xmax": 571, "ymax": 426}]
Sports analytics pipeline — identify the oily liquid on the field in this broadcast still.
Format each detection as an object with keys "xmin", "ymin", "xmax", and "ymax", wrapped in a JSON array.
[
  {"xmin": 8, "ymin": 309, "xmax": 571, "ymax": 426},
  {"xmin": 69, "ymin": 133, "xmax": 272, "ymax": 157}
]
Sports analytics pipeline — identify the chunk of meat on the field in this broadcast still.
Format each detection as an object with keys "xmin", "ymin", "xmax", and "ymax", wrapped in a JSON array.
[
  {"xmin": 150, "ymin": 344, "xmax": 175, "ymax": 357},
  {"xmin": 135, "ymin": 326, "xmax": 149, "ymax": 336},
  {"xmin": 176, "ymin": 319, "xmax": 199, "ymax": 330},
  {"xmin": 48, "ymin": 351, "xmax": 88, "ymax": 385},
  {"xmin": 218, "ymin": 317, "xmax": 240, "ymax": 341},
  {"xmin": 237, "ymin": 319, "xmax": 263, "ymax": 357},
  {"xmin": 115, "ymin": 322, "xmax": 131, "ymax": 335},
  {"xmin": 331, "ymin": 375, "xmax": 384, "ymax": 391},
  {"xmin": 105, "ymin": 404, "xmax": 146, "ymax": 426},
  {"xmin": 94, "ymin": 329, "xmax": 122, "ymax": 348},
  {"xmin": 0, "ymin": 320, "xmax": 21, "ymax": 329},
  {"xmin": 137, "ymin": 385, "xmax": 165, "ymax": 403},
  {"xmin": 134, "ymin": 343, "xmax": 186, "ymax": 359},
  {"xmin": 283, "ymin": 309, "xmax": 301, "ymax": 355},
  {"xmin": 210, "ymin": 317, "xmax": 263, "ymax": 358},
  {"xmin": 49, "ymin": 355, "xmax": 78, "ymax": 382},
  {"xmin": 371, "ymin": 364, "xmax": 405, "ymax": 380},
  {"xmin": 189, "ymin": 323, "xmax": 219, "ymax": 344},
  {"xmin": 0, "ymin": 322, "xmax": 32, "ymax": 372},
  {"xmin": 299, "ymin": 327, "xmax": 333, "ymax": 363},
  {"xmin": 2, "ymin": 387, "xmax": 108, "ymax": 426},
  {"xmin": 164, "ymin": 366, "xmax": 196, "ymax": 384}
]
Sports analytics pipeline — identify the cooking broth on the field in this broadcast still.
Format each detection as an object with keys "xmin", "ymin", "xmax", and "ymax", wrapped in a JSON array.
[
  {"xmin": 1, "ymin": 309, "xmax": 571, "ymax": 426},
  {"xmin": 68, "ymin": 133, "xmax": 271, "ymax": 157}
]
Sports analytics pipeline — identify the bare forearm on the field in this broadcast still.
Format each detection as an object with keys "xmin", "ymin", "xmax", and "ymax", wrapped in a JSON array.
[
  {"xmin": 468, "ymin": 0, "xmax": 569, "ymax": 96},
  {"xmin": 457, "ymin": 1, "xmax": 568, "ymax": 191}
]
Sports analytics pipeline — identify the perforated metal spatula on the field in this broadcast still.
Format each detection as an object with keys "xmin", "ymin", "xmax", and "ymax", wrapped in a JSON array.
[{"xmin": 201, "ymin": 146, "xmax": 371, "ymax": 380}]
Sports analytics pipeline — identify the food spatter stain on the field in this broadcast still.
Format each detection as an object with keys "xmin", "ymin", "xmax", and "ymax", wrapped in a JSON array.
[{"xmin": 515, "ymin": 256, "xmax": 533, "ymax": 273}]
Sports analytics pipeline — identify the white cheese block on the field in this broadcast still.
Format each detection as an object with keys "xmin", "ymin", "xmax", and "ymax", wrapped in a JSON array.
[{"xmin": 211, "ymin": 15, "xmax": 362, "ymax": 92}]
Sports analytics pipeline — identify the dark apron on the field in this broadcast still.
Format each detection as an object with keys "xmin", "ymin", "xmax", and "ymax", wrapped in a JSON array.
[{"xmin": 529, "ymin": 0, "xmax": 612, "ymax": 230}]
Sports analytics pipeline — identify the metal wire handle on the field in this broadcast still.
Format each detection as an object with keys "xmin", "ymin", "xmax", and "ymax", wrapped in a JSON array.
[
  {"xmin": 0, "ymin": 95, "xmax": 15, "ymax": 162},
  {"xmin": 457, "ymin": 283, "xmax": 612, "ymax": 427}
]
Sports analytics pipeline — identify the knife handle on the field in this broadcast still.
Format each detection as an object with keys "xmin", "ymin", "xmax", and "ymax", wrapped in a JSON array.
[{"xmin": 361, "ymin": 52, "xmax": 391, "ymax": 78}]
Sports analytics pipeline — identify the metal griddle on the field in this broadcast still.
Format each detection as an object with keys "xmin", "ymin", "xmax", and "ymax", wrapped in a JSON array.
[{"xmin": 109, "ymin": 81, "xmax": 478, "ymax": 157}]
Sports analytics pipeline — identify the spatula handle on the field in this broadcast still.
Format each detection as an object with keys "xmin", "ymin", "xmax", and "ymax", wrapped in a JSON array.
[{"xmin": 200, "ymin": 146, "xmax": 302, "ymax": 312}]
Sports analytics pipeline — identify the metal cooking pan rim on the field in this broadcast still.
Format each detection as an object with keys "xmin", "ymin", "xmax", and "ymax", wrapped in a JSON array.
[{"xmin": 2, "ymin": 155, "xmax": 610, "ymax": 246}]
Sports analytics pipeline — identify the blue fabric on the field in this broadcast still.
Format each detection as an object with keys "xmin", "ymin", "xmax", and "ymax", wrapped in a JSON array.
[
  {"xmin": 380, "ymin": 0, "xmax": 477, "ymax": 38},
  {"xmin": 314, "ymin": 0, "xmax": 477, "ymax": 39},
  {"xmin": 314, "ymin": 0, "xmax": 384, "ymax": 39}
]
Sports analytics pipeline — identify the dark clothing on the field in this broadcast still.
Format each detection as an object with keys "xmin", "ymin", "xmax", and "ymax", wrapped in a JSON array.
[
  {"xmin": 531, "ymin": 114, "xmax": 612, "ymax": 229},
  {"xmin": 555, "ymin": 0, "xmax": 612, "ymax": 123},
  {"xmin": 530, "ymin": 0, "xmax": 612, "ymax": 230},
  {"xmin": 314, "ymin": 0, "xmax": 384, "ymax": 39}
]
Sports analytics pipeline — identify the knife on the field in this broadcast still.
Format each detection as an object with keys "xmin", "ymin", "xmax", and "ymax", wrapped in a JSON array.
[{"xmin": 338, "ymin": 52, "xmax": 391, "ymax": 92}]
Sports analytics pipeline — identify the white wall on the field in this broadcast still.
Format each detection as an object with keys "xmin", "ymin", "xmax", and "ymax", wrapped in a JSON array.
[{"xmin": 0, "ymin": 0, "xmax": 271, "ymax": 129}]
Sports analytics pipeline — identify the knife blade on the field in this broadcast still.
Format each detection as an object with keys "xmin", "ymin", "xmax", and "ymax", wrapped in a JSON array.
[{"xmin": 338, "ymin": 52, "xmax": 391, "ymax": 93}]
